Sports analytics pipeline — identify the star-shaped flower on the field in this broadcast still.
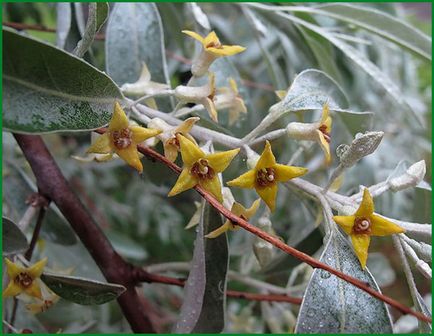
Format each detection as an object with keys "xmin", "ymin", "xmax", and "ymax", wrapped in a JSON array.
[
  {"xmin": 214, "ymin": 78, "xmax": 247, "ymax": 125},
  {"xmin": 333, "ymin": 188, "xmax": 405, "ymax": 269},
  {"xmin": 205, "ymin": 199, "xmax": 261, "ymax": 238},
  {"xmin": 227, "ymin": 141, "xmax": 308, "ymax": 211},
  {"xmin": 3, "ymin": 258, "xmax": 47, "ymax": 300},
  {"xmin": 168, "ymin": 135, "xmax": 240, "ymax": 202},
  {"xmin": 286, "ymin": 103, "xmax": 332, "ymax": 164},
  {"xmin": 87, "ymin": 102, "xmax": 161, "ymax": 173},
  {"xmin": 182, "ymin": 30, "xmax": 246, "ymax": 77}
]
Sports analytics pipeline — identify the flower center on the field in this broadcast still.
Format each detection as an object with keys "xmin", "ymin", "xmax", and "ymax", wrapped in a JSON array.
[
  {"xmin": 256, "ymin": 168, "xmax": 276, "ymax": 187},
  {"xmin": 206, "ymin": 40, "xmax": 222, "ymax": 49},
  {"xmin": 353, "ymin": 217, "xmax": 372, "ymax": 234},
  {"xmin": 112, "ymin": 128, "xmax": 132, "ymax": 149},
  {"xmin": 318, "ymin": 124, "xmax": 331, "ymax": 143},
  {"xmin": 14, "ymin": 272, "xmax": 33, "ymax": 288},
  {"xmin": 190, "ymin": 158, "xmax": 215, "ymax": 180},
  {"xmin": 167, "ymin": 134, "xmax": 181, "ymax": 149}
]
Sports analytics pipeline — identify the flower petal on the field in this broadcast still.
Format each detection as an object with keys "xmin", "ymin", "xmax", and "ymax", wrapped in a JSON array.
[
  {"xmin": 231, "ymin": 202, "xmax": 246, "ymax": 217},
  {"xmin": 130, "ymin": 126, "xmax": 161, "ymax": 144},
  {"xmin": 333, "ymin": 215, "xmax": 355, "ymax": 235},
  {"xmin": 168, "ymin": 168, "xmax": 198, "ymax": 197},
  {"xmin": 182, "ymin": 30, "xmax": 204, "ymax": 44},
  {"xmin": 163, "ymin": 142, "xmax": 178, "ymax": 162},
  {"xmin": 5, "ymin": 258, "xmax": 23, "ymax": 278},
  {"xmin": 116, "ymin": 146, "xmax": 143, "ymax": 173},
  {"xmin": 274, "ymin": 164, "xmax": 308, "ymax": 182},
  {"xmin": 320, "ymin": 102, "xmax": 330, "ymax": 123},
  {"xmin": 205, "ymin": 220, "xmax": 232, "ymax": 239},
  {"xmin": 256, "ymin": 184, "xmax": 278, "ymax": 212},
  {"xmin": 175, "ymin": 117, "xmax": 200, "ymax": 134},
  {"xmin": 227, "ymin": 169, "xmax": 256, "ymax": 189},
  {"xmin": 350, "ymin": 234, "xmax": 371, "ymax": 269},
  {"xmin": 206, "ymin": 148, "xmax": 240, "ymax": 173},
  {"xmin": 355, "ymin": 189, "xmax": 374, "ymax": 217},
  {"xmin": 109, "ymin": 102, "xmax": 129, "ymax": 131},
  {"xmin": 178, "ymin": 134, "xmax": 205, "ymax": 166},
  {"xmin": 199, "ymin": 176, "xmax": 223, "ymax": 202},
  {"xmin": 86, "ymin": 133, "xmax": 112, "ymax": 154},
  {"xmin": 204, "ymin": 31, "xmax": 220, "ymax": 47},
  {"xmin": 24, "ymin": 281, "xmax": 43, "ymax": 300},
  {"xmin": 202, "ymin": 97, "xmax": 218, "ymax": 122},
  {"xmin": 317, "ymin": 131, "xmax": 331, "ymax": 164},
  {"xmin": 370, "ymin": 215, "xmax": 405, "ymax": 236},
  {"xmin": 229, "ymin": 78, "xmax": 239, "ymax": 94},
  {"xmin": 138, "ymin": 62, "xmax": 151, "ymax": 82},
  {"xmin": 244, "ymin": 198, "xmax": 261, "ymax": 219},
  {"xmin": 207, "ymin": 45, "xmax": 246, "ymax": 56},
  {"xmin": 256, "ymin": 141, "xmax": 276, "ymax": 170},
  {"xmin": 3, "ymin": 282, "xmax": 23, "ymax": 298},
  {"xmin": 27, "ymin": 258, "xmax": 47, "ymax": 279}
]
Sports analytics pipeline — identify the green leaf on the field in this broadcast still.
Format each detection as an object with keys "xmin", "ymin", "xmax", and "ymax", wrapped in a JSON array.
[
  {"xmin": 3, "ymin": 160, "xmax": 77, "ymax": 245},
  {"xmin": 105, "ymin": 3, "xmax": 170, "ymax": 87},
  {"xmin": 314, "ymin": 3, "xmax": 432, "ymax": 61},
  {"xmin": 173, "ymin": 201, "xmax": 228, "ymax": 333},
  {"xmin": 2, "ymin": 217, "xmax": 29, "ymax": 255},
  {"xmin": 106, "ymin": 231, "xmax": 147, "ymax": 261},
  {"xmin": 40, "ymin": 273, "xmax": 126, "ymax": 305},
  {"xmin": 295, "ymin": 231, "xmax": 393, "ymax": 333},
  {"xmin": 3, "ymin": 28, "xmax": 123, "ymax": 133},
  {"xmin": 335, "ymin": 109, "xmax": 373, "ymax": 136},
  {"xmin": 73, "ymin": 3, "xmax": 109, "ymax": 57}
]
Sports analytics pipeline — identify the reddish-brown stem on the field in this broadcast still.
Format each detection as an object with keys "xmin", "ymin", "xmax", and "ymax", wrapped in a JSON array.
[
  {"xmin": 118, "ymin": 136, "xmax": 431, "ymax": 324},
  {"xmin": 132, "ymin": 269, "xmax": 302, "ymax": 305},
  {"xmin": 13, "ymin": 134, "xmax": 156, "ymax": 333}
]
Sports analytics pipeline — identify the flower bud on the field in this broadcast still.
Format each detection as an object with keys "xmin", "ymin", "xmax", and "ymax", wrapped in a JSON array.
[
  {"xmin": 339, "ymin": 131, "xmax": 384, "ymax": 168},
  {"xmin": 389, "ymin": 160, "xmax": 426, "ymax": 192}
]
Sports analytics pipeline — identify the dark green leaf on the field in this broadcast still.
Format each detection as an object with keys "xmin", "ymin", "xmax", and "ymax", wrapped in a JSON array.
[
  {"xmin": 41, "ymin": 273, "xmax": 125, "ymax": 305},
  {"xmin": 3, "ymin": 217, "xmax": 29, "ymax": 255},
  {"xmin": 295, "ymin": 231, "xmax": 393, "ymax": 333},
  {"xmin": 3, "ymin": 28, "xmax": 123, "ymax": 133},
  {"xmin": 173, "ymin": 201, "xmax": 228, "ymax": 333}
]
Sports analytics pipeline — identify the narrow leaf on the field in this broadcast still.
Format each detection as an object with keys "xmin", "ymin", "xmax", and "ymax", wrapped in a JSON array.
[
  {"xmin": 3, "ymin": 28, "xmax": 123, "ymax": 133},
  {"xmin": 41, "ymin": 273, "xmax": 126, "ymax": 305},
  {"xmin": 173, "ymin": 201, "xmax": 228, "ymax": 333},
  {"xmin": 295, "ymin": 231, "xmax": 393, "ymax": 333},
  {"xmin": 3, "ymin": 217, "xmax": 29, "ymax": 255},
  {"xmin": 56, "ymin": 3, "xmax": 72, "ymax": 49}
]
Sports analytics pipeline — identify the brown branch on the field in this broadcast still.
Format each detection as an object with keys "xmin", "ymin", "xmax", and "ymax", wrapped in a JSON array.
[
  {"xmin": 117, "ymin": 137, "xmax": 431, "ymax": 324},
  {"xmin": 13, "ymin": 134, "xmax": 156, "ymax": 333},
  {"xmin": 24, "ymin": 193, "xmax": 49, "ymax": 261},
  {"xmin": 132, "ymin": 269, "xmax": 303, "ymax": 305}
]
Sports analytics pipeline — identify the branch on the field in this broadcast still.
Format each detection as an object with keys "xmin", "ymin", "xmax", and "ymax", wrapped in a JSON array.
[
  {"xmin": 114, "ymin": 134, "xmax": 430, "ymax": 324},
  {"xmin": 13, "ymin": 134, "xmax": 156, "ymax": 333},
  {"xmin": 132, "ymin": 269, "xmax": 302, "ymax": 305}
]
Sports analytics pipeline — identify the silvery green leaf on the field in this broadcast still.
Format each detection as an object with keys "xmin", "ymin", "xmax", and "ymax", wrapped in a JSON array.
[
  {"xmin": 41, "ymin": 273, "xmax": 126, "ymax": 305},
  {"xmin": 56, "ymin": 3, "xmax": 72, "ymax": 49},
  {"xmin": 3, "ymin": 217, "xmax": 29, "ymax": 255},
  {"xmin": 73, "ymin": 3, "xmax": 109, "ymax": 58},
  {"xmin": 189, "ymin": 3, "xmax": 210, "ymax": 30},
  {"xmin": 314, "ymin": 3, "xmax": 431, "ymax": 60},
  {"xmin": 106, "ymin": 230, "xmax": 147, "ymax": 261},
  {"xmin": 366, "ymin": 252, "xmax": 396, "ymax": 287},
  {"xmin": 295, "ymin": 231, "xmax": 393, "ymax": 333},
  {"xmin": 173, "ymin": 201, "xmax": 228, "ymax": 333},
  {"xmin": 271, "ymin": 69, "xmax": 349, "ymax": 116},
  {"xmin": 3, "ymin": 28, "xmax": 122, "ymax": 133},
  {"xmin": 3, "ymin": 161, "xmax": 77, "ymax": 245},
  {"xmin": 335, "ymin": 109, "xmax": 373, "ymax": 135},
  {"xmin": 105, "ymin": 3, "xmax": 170, "ymax": 88}
]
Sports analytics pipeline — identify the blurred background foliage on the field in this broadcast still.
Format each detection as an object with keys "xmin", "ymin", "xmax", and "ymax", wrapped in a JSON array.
[{"xmin": 2, "ymin": 2, "xmax": 431, "ymax": 333}]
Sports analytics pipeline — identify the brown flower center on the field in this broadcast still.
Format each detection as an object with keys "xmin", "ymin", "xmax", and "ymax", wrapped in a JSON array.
[
  {"xmin": 190, "ymin": 158, "xmax": 215, "ymax": 180},
  {"xmin": 167, "ymin": 134, "xmax": 181, "ymax": 149},
  {"xmin": 319, "ymin": 124, "xmax": 331, "ymax": 143},
  {"xmin": 15, "ymin": 272, "xmax": 33, "ymax": 288},
  {"xmin": 256, "ymin": 168, "xmax": 276, "ymax": 187},
  {"xmin": 112, "ymin": 128, "xmax": 132, "ymax": 149},
  {"xmin": 353, "ymin": 217, "xmax": 372, "ymax": 234},
  {"xmin": 206, "ymin": 40, "xmax": 222, "ymax": 49}
]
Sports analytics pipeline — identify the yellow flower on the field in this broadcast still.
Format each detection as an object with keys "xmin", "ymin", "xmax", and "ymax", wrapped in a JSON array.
[
  {"xmin": 87, "ymin": 102, "xmax": 161, "ymax": 173},
  {"xmin": 175, "ymin": 73, "xmax": 219, "ymax": 122},
  {"xmin": 182, "ymin": 30, "xmax": 246, "ymax": 77},
  {"xmin": 333, "ymin": 189, "xmax": 405, "ymax": 269},
  {"xmin": 3, "ymin": 258, "xmax": 47, "ymax": 300},
  {"xmin": 286, "ymin": 103, "xmax": 332, "ymax": 164},
  {"xmin": 227, "ymin": 141, "xmax": 308, "ymax": 211},
  {"xmin": 168, "ymin": 134, "xmax": 240, "ymax": 202},
  {"xmin": 205, "ymin": 199, "xmax": 261, "ymax": 238},
  {"xmin": 215, "ymin": 78, "xmax": 247, "ymax": 125}
]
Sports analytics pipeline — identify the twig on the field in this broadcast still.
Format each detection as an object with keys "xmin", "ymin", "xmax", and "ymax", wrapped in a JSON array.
[
  {"xmin": 24, "ymin": 195, "xmax": 48, "ymax": 261},
  {"xmin": 13, "ymin": 134, "xmax": 156, "ymax": 333}
]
